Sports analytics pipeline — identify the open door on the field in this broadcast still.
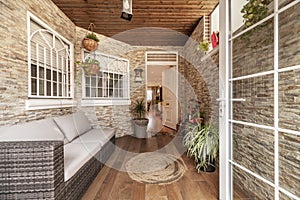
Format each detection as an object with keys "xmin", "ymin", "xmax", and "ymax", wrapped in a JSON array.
[{"xmin": 162, "ymin": 67, "xmax": 178, "ymax": 129}]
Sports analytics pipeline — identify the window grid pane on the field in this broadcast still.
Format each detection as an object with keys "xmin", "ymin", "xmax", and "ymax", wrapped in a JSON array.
[
  {"xmin": 83, "ymin": 52, "xmax": 129, "ymax": 99},
  {"xmin": 29, "ymin": 18, "xmax": 72, "ymax": 98}
]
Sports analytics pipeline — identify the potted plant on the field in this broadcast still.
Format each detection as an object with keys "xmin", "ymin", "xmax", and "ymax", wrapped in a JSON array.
[
  {"xmin": 196, "ymin": 40, "xmax": 210, "ymax": 53},
  {"xmin": 82, "ymin": 23, "xmax": 100, "ymax": 51},
  {"xmin": 76, "ymin": 57, "xmax": 100, "ymax": 75},
  {"xmin": 131, "ymin": 99, "xmax": 149, "ymax": 138},
  {"xmin": 184, "ymin": 124, "xmax": 219, "ymax": 172}
]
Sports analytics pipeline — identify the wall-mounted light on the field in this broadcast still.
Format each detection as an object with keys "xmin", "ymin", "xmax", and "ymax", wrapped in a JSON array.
[
  {"xmin": 134, "ymin": 68, "xmax": 143, "ymax": 83},
  {"xmin": 121, "ymin": 0, "xmax": 133, "ymax": 21}
]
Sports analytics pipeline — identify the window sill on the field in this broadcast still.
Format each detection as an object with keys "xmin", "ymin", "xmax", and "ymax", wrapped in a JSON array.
[
  {"xmin": 25, "ymin": 99, "xmax": 74, "ymax": 110},
  {"xmin": 81, "ymin": 99, "xmax": 131, "ymax": 106}
]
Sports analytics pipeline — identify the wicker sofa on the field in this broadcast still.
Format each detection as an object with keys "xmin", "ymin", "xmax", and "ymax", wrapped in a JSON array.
[{"xmin": 0, "ymin": 111, "xmax": 116, "ymax": 200}]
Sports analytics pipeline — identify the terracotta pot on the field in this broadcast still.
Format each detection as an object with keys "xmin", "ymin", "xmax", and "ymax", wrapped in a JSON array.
[{"xmin": 82, "ymin": 38, "xmax": 98, "ymax": 51}]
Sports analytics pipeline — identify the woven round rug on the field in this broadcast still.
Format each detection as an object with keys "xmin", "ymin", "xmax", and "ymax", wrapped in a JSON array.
[{"xmin": 125, "ymin": 152, "xmax": 186, "ymax": 185}]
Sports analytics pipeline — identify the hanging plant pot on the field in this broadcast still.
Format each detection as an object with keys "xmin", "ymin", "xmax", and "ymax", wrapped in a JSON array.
[
  {"xmin": 82, "ymin": 38, "xmax": 98, "ymax": 51},
  {"xmin": 82, "ymin": 23, "xmax": 99, "ymax": 52},
  {"xmin": 83, "ymin": 64, "xmax": 100, "ymax": 75},
  {"xmin": 79, "ymin": 57, "xmax": 101, "ymax": 76}
]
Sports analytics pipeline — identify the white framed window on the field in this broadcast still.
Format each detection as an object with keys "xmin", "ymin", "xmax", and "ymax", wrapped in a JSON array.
[
  {"xmin": 26, "ymin": 12, "xmax": 74, "ymax": 110},
  {"xmin": 81, "ymin": 52, "xmax": 130, "ymax": 106}
]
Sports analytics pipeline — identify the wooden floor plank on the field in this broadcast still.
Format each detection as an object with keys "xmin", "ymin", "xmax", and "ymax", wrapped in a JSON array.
[{"xmin": 82, "ymin": 133, "xmax": 248, "ymax": 200}]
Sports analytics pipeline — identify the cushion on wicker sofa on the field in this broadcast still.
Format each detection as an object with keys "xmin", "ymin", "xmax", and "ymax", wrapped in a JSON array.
[
  {"xmin": 0, "ymin": 118, "xmax": 64, "ymax": 141},
  {"xmin": 64, "ymin": 141, "xmax": 101, "ymax": 181},
  {"xmin": 63, "ymin": 127, "xmax": 115, "ymax": 181},
  {"xmin": 53, "ymin": 111, "xmax": 92, "ymax": 143}
]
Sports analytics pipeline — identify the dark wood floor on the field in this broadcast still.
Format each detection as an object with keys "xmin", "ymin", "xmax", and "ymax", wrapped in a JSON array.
[{"xmin": 82, "ymin": 133, "xmax": 249, "ymax": 200}]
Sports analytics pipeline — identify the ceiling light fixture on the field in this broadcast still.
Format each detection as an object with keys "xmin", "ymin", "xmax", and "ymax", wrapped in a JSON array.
[{"xmin": 121, "ymin": 0, "xmax": 133, "ymax": 21}]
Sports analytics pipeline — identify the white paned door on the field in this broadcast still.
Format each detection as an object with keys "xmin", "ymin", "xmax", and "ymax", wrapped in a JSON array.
[{"xmin": 162, "ymin": 67, "xmax": 178, "ymax": 130}]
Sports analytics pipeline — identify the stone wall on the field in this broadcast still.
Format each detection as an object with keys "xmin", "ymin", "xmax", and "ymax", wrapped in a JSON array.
[
  {"xmin": 0, "ymin": 0, "xmax": 76, "ymax": 126},
  {"xmin": 181, "ymin": 17, "xmax": 219, "ymax": 125},
  {"xmin": 232, "ymin": 2, "xmax": 300, "ymax": 199}
]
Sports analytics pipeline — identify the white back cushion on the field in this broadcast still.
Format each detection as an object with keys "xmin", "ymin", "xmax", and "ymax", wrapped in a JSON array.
[
  {"xmin": 73, "ymin": 111, "xmax": 92, "ymax": 136},
  {"xmin": 53, "ymin": 111, "xmax": 92, "ymax": 143},
  {"xmin": 53, "ymin": 114, "xmax": 78, "ymax": 143},
  {"xmin": 0, "ymin": 118, "xmax": 64, "ymax": 141}
]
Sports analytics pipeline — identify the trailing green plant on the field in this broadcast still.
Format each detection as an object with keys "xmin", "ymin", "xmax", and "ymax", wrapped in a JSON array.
[
  {"xmin": 241, "ymin": 0, "xmax": 271, "ymax": 28},
  {"xmin": 85, "ymin": 32, "xmax": 99, "ymax": 42},
  {"xmin": 183, "ymin": 124, "xmax": 219, "ymax": 172},
  {"xmin": 80, "ymin": 57, "xmax": 100, "ymax": 66},
  {"xmin": 196, "ymin": 40, "xmax": 210, "ymax": 52},
  {"xmin": 131, "ymin": 99, "xmax": 147, "ymax": 119}
]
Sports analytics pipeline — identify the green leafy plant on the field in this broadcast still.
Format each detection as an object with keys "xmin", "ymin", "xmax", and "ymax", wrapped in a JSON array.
[
  {"xmin": 196, "ymin": 40, "xmax": 210, "ymax": 52},
  {"xmin": 184, "ymin": 124, "xmax": 219, "ymax": 172},
  {"xmin": 241, "ymin": 0, "xmax": 271, "ymax": 28},
  {"xmin": 85, "ymin": 32, "xmax": 99, "ymax": 42},
  {"xmin": 131, "ymin": 99, "xmax": 147, "ymax": 119}
]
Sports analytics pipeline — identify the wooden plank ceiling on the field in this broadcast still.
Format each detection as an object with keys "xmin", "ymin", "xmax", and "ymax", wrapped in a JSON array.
[{"xmin": 52, "ymin": 0, "xmax": 218, "ymax": 46}]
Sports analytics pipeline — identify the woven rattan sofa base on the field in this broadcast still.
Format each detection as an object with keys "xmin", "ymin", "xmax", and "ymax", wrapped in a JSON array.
[
  {"xmin": 0, "ymin": 136, "xmax": 116, "ymax": 200},
  {"xmin": 0, "ymin": 141, "xmax": 65, "ymax": 200}
]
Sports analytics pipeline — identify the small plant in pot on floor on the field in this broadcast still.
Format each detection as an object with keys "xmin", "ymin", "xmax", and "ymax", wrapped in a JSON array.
[
  {"xmin": 184, "ymin": 124, "xmax": 219, "ymax": 172},
  {"xmin": 131, "ymin": 99, "xmax": 149, "ymax": 138}
]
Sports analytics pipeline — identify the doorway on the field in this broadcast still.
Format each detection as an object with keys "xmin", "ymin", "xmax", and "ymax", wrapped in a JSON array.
[{"xmin": 146, "ymin": 51, "xmax": 179, "ymax": 133}]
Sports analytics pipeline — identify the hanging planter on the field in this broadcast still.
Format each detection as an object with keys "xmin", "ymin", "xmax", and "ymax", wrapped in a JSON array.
[
  {"xmin": 82, "ymin": 23, "xmax": 99, "ymax": 51},
  {"xmin": 77, "ymin": 57, "xmax": 100, "ymax": 76}
]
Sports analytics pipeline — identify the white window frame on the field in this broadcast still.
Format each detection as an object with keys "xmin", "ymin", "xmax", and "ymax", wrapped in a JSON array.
[
  {"xmin": 81, "ymin": 51, "xmax": 130, "ymax": 106},
  {"xmin": 26, "ymin": 12, "xmax": 74, "ymax": 110}
]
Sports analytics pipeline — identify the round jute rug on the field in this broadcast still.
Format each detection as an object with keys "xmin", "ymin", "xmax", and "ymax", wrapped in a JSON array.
[{"xmin": 125, "ymin": 152, "xmax": 186, "ymax": 185}]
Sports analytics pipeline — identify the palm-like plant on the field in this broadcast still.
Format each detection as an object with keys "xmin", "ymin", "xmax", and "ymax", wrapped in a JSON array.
[
  {"xmin": 131, "ymin": 99, "xmax": 146, "ymax": 119},
  {"xmin": 184, "ymin": 124, "xmax": 219, "ymax": 172}
]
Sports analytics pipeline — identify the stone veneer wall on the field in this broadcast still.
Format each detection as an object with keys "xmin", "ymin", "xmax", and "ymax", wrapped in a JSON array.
[
  {"xmin": 181, "ymin": 17, "xmax": 219, "ymax": 125},
  {"xmin": 0, "ymin": 0, "xmax": 76, "ymax": 126},
  {"xmin": 231, "ymin": 2, "xmax": 300, "ymax": 199}
]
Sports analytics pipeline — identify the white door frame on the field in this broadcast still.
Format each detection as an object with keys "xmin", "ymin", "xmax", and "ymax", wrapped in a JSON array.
[
  {"xmin": 145, "ymin": 51, "xmax": 179, "ymax": 128},
  {"xmin": 219, "ymin": 0, "xmax": 231, "ymax": 199}
]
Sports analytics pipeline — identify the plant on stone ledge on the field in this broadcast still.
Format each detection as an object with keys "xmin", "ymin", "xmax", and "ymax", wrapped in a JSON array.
[{"xmin": 196, "ymin": 40, "xmax": 210, "ymax": 53}]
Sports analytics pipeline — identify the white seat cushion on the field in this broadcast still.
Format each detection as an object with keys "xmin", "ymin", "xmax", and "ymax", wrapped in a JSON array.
[
  {"xmin": 64, "ymin": 140, "xmax": 101, "ymax": 181},
  {"xmin": 84, "ymin": 127, "xmax": 115, "ymax": 146},
  {"xmin": 0, "ymin": 118, "xmax": 64, "ymax": 141}
]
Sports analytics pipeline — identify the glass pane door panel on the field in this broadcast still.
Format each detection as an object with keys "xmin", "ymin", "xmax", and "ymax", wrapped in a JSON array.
[
  {"xmin": 279, "ymin": 2, "xmax": 300, "ymax": 69},
  {"xmin": 233, "ymin": 166, "xmax": 274, "ymax": 200},
  {"xmin": 232, "ymin": 18, "xmax": 274, "ymax": 78},
  {"xmin": 279, "ymin": 132, "xmax": 300, "ymax": 198},
  {"xmin": 232, "ymin": 74, "xmax": 274, "ymax": 126},
  {"xmin": 233, "ymin": 123, "xmax": 274, "ymax": 182}
]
